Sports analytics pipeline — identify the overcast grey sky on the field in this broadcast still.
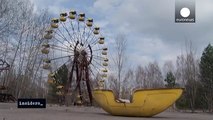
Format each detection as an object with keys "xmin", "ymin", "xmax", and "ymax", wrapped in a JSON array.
[{"xmin": 31, "ymin": 0, "xmax": 213, "ymax": 68}]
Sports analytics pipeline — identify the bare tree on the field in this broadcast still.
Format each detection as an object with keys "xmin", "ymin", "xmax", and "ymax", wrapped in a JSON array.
[
  {"xmin": 135, "ymin": 65, "xmax": 147, "ymax": 88},
  {"xmin": 146, "ymin": 61, "xmax": 164, "ymax": 88},
  {"xmin": 175, "ymin": 54, "xmax": 186, "ymax": 87},
  {"xmin": 0, "ymin": 0, "xmax": 49, "ymax": 99},
  {"xmin": 122, "ymin": 68, "xmax": 134, "ymax": 99},
  {"xmin": 108, "ymin": 74, "xmax": 119, "ymax": 97},
  {"xmin": 163, "ymin": 60, "xmax": 175, "ymax": 77},
  {"xmin": 175, "ymin": 41, "xmax": 200, "ymax": 112},
  {"xmin": 111, "ymin": 34, "xmax": 127, "ymax": 98}
]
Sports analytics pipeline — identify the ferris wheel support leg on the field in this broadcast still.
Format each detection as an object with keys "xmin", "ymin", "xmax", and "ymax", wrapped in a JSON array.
[
  {"xmin": 65, "ymin": 60, "xmax": 75, "ymax": 106},
  {"xmin": 66, "ymin": 61, "xmax": 75, "ymax": 93},
  {"xmin": 75, "ymin": 63, "xmax": 83, "ymax": 103},
  {"xmin": 85, "ymin": 68, "xmax": 93, "ymax": 105}
]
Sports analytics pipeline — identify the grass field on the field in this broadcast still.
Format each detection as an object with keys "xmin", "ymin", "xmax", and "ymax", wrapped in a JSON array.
[{"xmin": 0, "ymin": 103, "xmax": 212, "ymax": 120}]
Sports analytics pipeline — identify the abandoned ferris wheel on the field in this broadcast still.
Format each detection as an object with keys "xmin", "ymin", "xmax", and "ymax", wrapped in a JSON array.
[{"xmin": 41, "ymin": 10, "xmax": 108, "ymax": 105}]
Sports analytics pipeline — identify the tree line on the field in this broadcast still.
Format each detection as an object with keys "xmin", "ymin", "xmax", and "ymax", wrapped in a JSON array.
[
  {"xmin": 108, "ymin": 35, "xmax": 213, "ymax": 113},
  {"xmin": 0, "ymin": 0, "xmax": 49, "ymax": 98}
]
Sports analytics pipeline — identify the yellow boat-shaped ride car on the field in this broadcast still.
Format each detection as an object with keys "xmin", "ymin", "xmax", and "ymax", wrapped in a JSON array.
[{"xmin": 93, "ymin": 88, "xmax": 183, "ymax": 117}]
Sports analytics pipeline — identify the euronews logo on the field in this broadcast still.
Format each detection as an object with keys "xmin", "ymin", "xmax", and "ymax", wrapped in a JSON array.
[{"xmin": 175, "ymin": 0, "xmax": 195, "ymax": 23}]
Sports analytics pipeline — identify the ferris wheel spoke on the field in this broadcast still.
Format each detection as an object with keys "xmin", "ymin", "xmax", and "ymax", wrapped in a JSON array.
[
  {"xmin": 71, "ymin": 32, "xmax": 79, "ymax": 46},
  {"xmin": 55, "ymin": 28, "xmax": 73, "ymax": 47},
  {"xmin": 70, "ymin": 21, "xmax": 81, "ymax": 44},
  {"xmin": 90, "ymin": 63, "xmax": 101, "ymax": 74},
  {"xmin": 70, "ymin": 20, "xmax": 79, "ymax": 42},
  {"xmin": 70, "ymin": 19, "xmax": 76, "ymax": 32},
  {"xmin": 88, "ymin": 68, "xmax": 98, "ymax": 80},
  {"xmin": 91, "ymin": 38, "xmax": 104, "ymax": 48},
  {"xmin": 52, "ymin": 36, "xmax": 71, "ymax": 49},
  {"xmin": 50, "ymin": 55, "xmax": 73, "ymax": 61},
  {"xmin": 92, "ymin": 42, "xmax": 103, "ymax": 55},
  {"xmin": 49, "ymin": 44, "xmax": 72, "ymax": 51},
  {"xmin": 77, "ymin": 21, "xmax": 80, "ymax": 33},
  {"xmin": 81, "ymin": 25, "xmax": 87, "ymax": 44},
  {"xmin": 92, "ymin": 48, "xmax": 104, "ymax": 52},
  {"xmin": 78, "ymin": 22, "xmax": 86, "ymax": 45},
  {"xmin": 52, "ymin": 60, "xmax": 70, "ymax": 72},
  {"xmin": 90, "ymin": 64, "xmax": 103, "ymax": 81},
  {"xmin": 84, "ymin": 27, "xmax": 93, "ymax": 46},
  {"xmin": 50, "ymin": 47, "xmax": 73, "ymax": 53},
  {"xmin": 86, "ymin": 51, "xmax": 99, "ymax": 58},
  {"xmin": 61, "ymin": 22, "xmax": 76, "ymax": 44},
  {"xmin": 91, "ymin": 55, "xmax": 106, "ymax": 60},
  {"xmin": 87, "ymin": 35, "xmax": 96, "ymax": 46},
  {"xmin": 84, "ymin": 27, "xmax": 95, "ymax": 47},
  {"xmin": 76, "ymin": 21, "xmax": 82, "ymax": 44},
  {"xmin": 54, "ymin": 30, "xmax": 69, "ymax": 43},
  {"xmin": 91, "ymin": 58, "xmax": 104, "ymax": 68},
  {"xmin": 53, "ymin": 64, "xmax": 68, "ymax": 74},
  {"xmin": 90, "ymin": 37, "xmax": 100, "ymax": 45},
  {"xmin": 90, "ymin": 56, "xmax": 103, "ymax": 61}
]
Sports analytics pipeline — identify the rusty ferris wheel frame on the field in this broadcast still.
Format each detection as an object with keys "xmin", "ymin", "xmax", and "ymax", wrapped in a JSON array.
[{"xmin": 41, "ymin": 10, "xmax": 108, "ymax": 105}]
